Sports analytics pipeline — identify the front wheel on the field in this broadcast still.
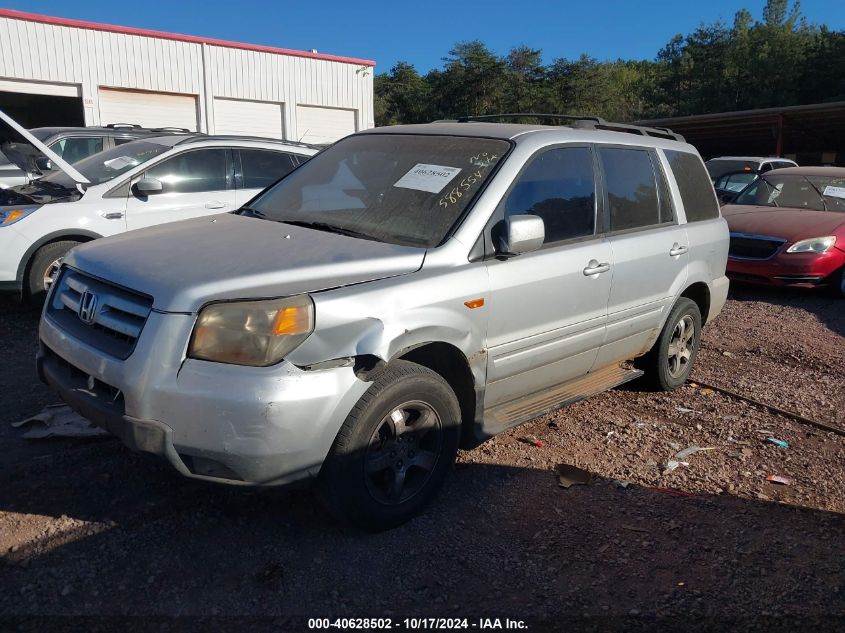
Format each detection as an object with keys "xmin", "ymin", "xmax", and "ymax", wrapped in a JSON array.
[
  {"xmin": 26, "ymin": 240, "xmax": 79, "ymax": 304},
  {"xmin": 636, "ymin": 297, "xmax": 702, "ymax": 391},
  {"xmin": 828, "ymin": 266, "xmax": 845, "ymax": 299},
  {"xmin": 317, "ymin": 360, "xmax": 461, "ymax": 531}
]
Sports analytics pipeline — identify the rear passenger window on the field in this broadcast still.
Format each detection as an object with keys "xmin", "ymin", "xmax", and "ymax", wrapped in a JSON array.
[
  {"xmin": 664, "ymin": 150, "xmax": 720, "ymax": 222},
  {"xmin": 240, "ymin": 150, "xmax": 297, "ymax": 189},
  {"xmin": 503, "ymin": 147, "xmax": 596, "ymax": 244},
  {"xmin": 598, "ymin": 147, "xmax": 661, "ymax": 231}
]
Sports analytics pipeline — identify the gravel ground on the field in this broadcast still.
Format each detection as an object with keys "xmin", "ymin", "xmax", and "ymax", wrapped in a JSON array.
[{"xmin": 1, "ymin": 286, "xmax": 843, "ymax": 632}]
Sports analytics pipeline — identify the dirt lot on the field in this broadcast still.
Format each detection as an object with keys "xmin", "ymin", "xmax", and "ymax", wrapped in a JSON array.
[{"xmin": 1, "ymin": 286, "xmax": 844, "ymax": 632}]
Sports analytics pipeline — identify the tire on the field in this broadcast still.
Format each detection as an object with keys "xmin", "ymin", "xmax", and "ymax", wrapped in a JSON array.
[
  {"xmin": 318, "ymin": 360, "xmax": 461, "ymax": 531},
  {"xmin": 26, "ymin": 240, "xmax": 79, "ymax": 304},
  {"xmin": 636, "ymin": 297, "xmax": 702, "ymax": 391},
  {"xmin": 828, "ymin": 266, "xmax": 845, "ymax": 299}
]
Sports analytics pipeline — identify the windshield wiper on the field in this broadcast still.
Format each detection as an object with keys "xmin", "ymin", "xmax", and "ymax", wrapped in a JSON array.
[
  {"xmin": 235, "ymin": 206, "xmax": 267, "ymax": 218},
  {"xmin": 281, "ymin": 220, "xmax": 376, "ymax": 241},
  {"xmin": 802, "ymin": 177, "xmax": 828, "ymax": 211}
]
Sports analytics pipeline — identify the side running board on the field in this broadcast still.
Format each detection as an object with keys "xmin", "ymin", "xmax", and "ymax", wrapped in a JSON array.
[{"xmin": 484, "ymin": 364, "xmax": 643, "ymax": 434}]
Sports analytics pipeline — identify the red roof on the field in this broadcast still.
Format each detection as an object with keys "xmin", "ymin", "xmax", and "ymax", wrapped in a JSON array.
[{"xmin": 0, "ymin": 8, "xmax": 376, "ymax": 67}]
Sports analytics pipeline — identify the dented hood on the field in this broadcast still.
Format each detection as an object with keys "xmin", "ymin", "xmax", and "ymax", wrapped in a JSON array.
[
  {"xmin": 64, "ymin": 213, "xmax": 426, "ymax": 313},
  {"xmin": 722, "ymin": 204, "xmax": 845, "ymax": 242},
  {"xmin": 0, "ymin": 108, "xmax": 90, "ymax": 185}
]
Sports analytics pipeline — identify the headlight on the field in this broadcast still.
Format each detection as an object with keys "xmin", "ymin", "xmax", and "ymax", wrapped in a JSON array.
[
  {"xmin": 785, "ymin": 236, "xmax": 836, "ymax": 254},
  {"xmin": 0, "ymin": 208, "xmax": 37, "ymax": 226},
  {"xmin": 188, "ymin": 295, "xmax": 314, "ymax": 366}
]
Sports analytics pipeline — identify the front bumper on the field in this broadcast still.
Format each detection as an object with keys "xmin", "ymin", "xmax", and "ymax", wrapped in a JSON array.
[
  {"xmin": 726, "ymin": 247, "xmax": 845, "ymax": 288},
  {"xmin": 0, "ymin": 224, "xmax": 31, "ymax": 285},
  {"xmin": 38, "ymin": 309, "xmax": 370, "ymax": 486}
]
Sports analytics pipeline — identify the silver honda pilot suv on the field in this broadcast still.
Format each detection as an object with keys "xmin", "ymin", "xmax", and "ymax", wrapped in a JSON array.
[{"xmin": 38, "ymin": 117, "xmax": 729, "ymax": 530}]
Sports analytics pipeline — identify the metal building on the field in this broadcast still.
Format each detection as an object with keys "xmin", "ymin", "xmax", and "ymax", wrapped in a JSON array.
[
  {"xmin": 0, "ymin": 8, "xmax": 375, "ymax": 144},
  {"xmin": 638, "ymin": 101, "xmax": 845, "ymax": 166}
]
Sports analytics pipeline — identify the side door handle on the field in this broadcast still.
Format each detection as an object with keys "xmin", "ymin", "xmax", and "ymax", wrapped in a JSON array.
[
  {"xmin": 101, "ymin": 212, "xmax": 124, "ymax": 220},
  {"xmin": 670, "ymin": 243, "xmax": 689, "ymax": 257},
  {"xmin": 205, "ymin": 201, "xmax": 226, "ymax": 210},
  {"xmin": 583, "ymin": 259, "xmax": 611, "ymax": 276}
]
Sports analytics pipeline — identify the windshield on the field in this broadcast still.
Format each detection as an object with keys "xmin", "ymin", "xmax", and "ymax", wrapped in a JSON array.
[
  {"xmin": 734, "ymin": 174, "xmax": 845, "ymax": 212},
  {"xmin": 705, "ymin": 159, "xmax": 759, "ymax": 180},
  {"xmin": 246, "ymin": 134, "xmax": 510, "ymax": 247},
  {"xmin": 714, "ymin": 171, "xmax": 758, "ymax": 193},
  {"xmin": 41, "ymin": 139, "xmax": 170, "ymax": 187}
]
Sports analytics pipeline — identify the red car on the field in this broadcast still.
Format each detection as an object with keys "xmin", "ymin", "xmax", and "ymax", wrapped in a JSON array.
[{"xmin": 722, "ymin": 166, "xmax": 845, "ymax": 297}]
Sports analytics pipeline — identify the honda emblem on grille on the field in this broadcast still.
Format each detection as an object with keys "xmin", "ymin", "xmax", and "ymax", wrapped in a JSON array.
[{"xmin": 78, "ymin": 290, "xmax": 99, "ymax": 325}]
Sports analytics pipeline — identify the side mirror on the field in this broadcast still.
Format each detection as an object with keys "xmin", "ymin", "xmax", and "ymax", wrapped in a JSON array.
[
  {"xmin": 34, "ymin": 157, "xmax": 53, "ymax": 172},
  {"xmin": 133, "ymin": 177, "xmax": 163, "ymax": 196},
  {"xmin": 497, "ymin": 215, "xmax": 545, "ymax": 256}
]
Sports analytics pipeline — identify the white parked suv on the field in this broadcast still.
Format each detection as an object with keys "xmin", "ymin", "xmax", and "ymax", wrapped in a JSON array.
[{"xmin": 0, "ymin": 110, "xmax": 317, "ymax": 299}]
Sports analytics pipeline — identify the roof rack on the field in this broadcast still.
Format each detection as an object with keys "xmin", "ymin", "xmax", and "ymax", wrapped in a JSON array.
[
  {"xmin": 456, "ymin": 113, "xmax": 603, "ymax": 125},
  {"xmin": 174, "ymin": 134, "xmax": 325, "ymax": 150},
  {"xmin": 452, "ymin": 113, "xmax": 685, "ymax": 142},
  {"xmin": 149, "ymin": 126, "xmax": 193, "ymax": 133},
  {"xmin": 104, "ymin": 123, "xmax": 142, "ymax": 129}
]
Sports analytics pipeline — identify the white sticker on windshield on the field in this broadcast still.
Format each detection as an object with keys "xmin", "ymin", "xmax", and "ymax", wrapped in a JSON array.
[
  {"xmin": 103, "ymin": 156, "xmax": 138, "ymax": 170},
  {"xmin": 393, "ymin": 164, "xmax": 462, "ymax": 194},
  {"xmin": 823, "ymin": 185, "xmax": 845, "ymax": 200}
]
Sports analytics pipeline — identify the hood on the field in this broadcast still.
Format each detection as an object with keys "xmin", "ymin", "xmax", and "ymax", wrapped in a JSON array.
[
  {"xmin": 0, "ymin": 109, "xmax": 89, "ymax": 185},
  {"xmin": 721, "ymin": 204, "xmax": 845, "ymax": 242},
  {"xmin": 64, "ymin": 213, "xmax": 426, "ymax": 312}
]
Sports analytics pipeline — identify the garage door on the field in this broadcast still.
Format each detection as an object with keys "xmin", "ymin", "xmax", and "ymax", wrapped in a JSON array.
[
  {"xmin": 214, "ymin": 98, "xmax": 284, "ymax": 138},
  {"xmin": 295, "ymin": 106, "xmax": 356, "ymax": 145},
  {"xmin": 98, "ymin": 88, "xmax": 198, "ymax": 131}
]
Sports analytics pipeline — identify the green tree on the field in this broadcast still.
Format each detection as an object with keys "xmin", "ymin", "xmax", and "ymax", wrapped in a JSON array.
[
  {"xmin": 503, "ymin": 46, "xmax": 547, "ymax": 113},
  {"xmin": 374, "ymin": 62, "xmax": 430, "ymax": 126},
  {"xmin": 372, "ymin": 0, "xmax": 842, "ymax": 125},
  {"xmin": 435, "ymin": 41, "xmax": 508, "ymax": 118}
]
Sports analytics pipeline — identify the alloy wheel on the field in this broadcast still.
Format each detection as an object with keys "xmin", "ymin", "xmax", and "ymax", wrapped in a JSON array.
[
  {"xmin": 364, "ymin": 400, "xmax": 443, "ymax": 505},
  {"xmin": 667, "ymin": 315, "xmax": 695, "ymax": 379},
  {"xmin": 42, "ymin": 258, "xmax": 63, "ymax": 291}
]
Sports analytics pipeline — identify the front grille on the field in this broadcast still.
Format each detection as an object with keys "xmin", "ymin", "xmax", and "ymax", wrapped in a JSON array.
[
  {"xmin": 46, "ymin": 268, "xmax": 153, "ymax": 359},
  {"xmin": 42, "ymin": 344, "xmax": 126, "ymax": 415},
  {"xmin": 728, "ymin": 233, "xmax": 785, "ymax": 260}
]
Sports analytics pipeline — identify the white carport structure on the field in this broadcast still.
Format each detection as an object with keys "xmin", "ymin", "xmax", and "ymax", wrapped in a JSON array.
[{"xmin": 0, "ymin": 8, "xmax": 373, "ymax": 142}]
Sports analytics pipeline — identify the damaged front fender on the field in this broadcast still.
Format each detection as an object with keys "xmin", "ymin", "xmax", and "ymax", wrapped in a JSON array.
[{"xmin": 285, "ymin": 264, "xmax": 491, "ymax": 391}]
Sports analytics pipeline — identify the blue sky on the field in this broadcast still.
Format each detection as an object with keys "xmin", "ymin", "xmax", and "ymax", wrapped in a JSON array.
[{"xmin": 6, "ymin": 0, "xmax": 845, "ymax": 72}]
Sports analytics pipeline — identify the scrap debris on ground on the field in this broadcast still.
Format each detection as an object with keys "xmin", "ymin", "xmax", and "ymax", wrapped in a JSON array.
[
  {"xmin": 12, "ymin": 404, "xmax": 108, "ymax": 439},
  {"xmin": 1, "ymin": 286, "xmax": 843, "ymax": 629}
]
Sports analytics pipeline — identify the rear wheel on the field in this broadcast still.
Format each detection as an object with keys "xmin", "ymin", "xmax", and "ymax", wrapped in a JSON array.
[
  {"xmin": 318, "ymin": 360, "xmax": 460, "ymax": 531},
  {"xmin": 26, "ymin": 240, "xmax": 79, "ymax": 304},
  {"xmin": 636, "ymin": 298, "xmax": 702, "ymax": 391}
]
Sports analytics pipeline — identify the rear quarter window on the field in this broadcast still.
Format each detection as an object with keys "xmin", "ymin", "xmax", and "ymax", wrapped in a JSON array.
[{"xmin": 665, "ymin": 150, "xmax": 720, "ymax": 222}]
